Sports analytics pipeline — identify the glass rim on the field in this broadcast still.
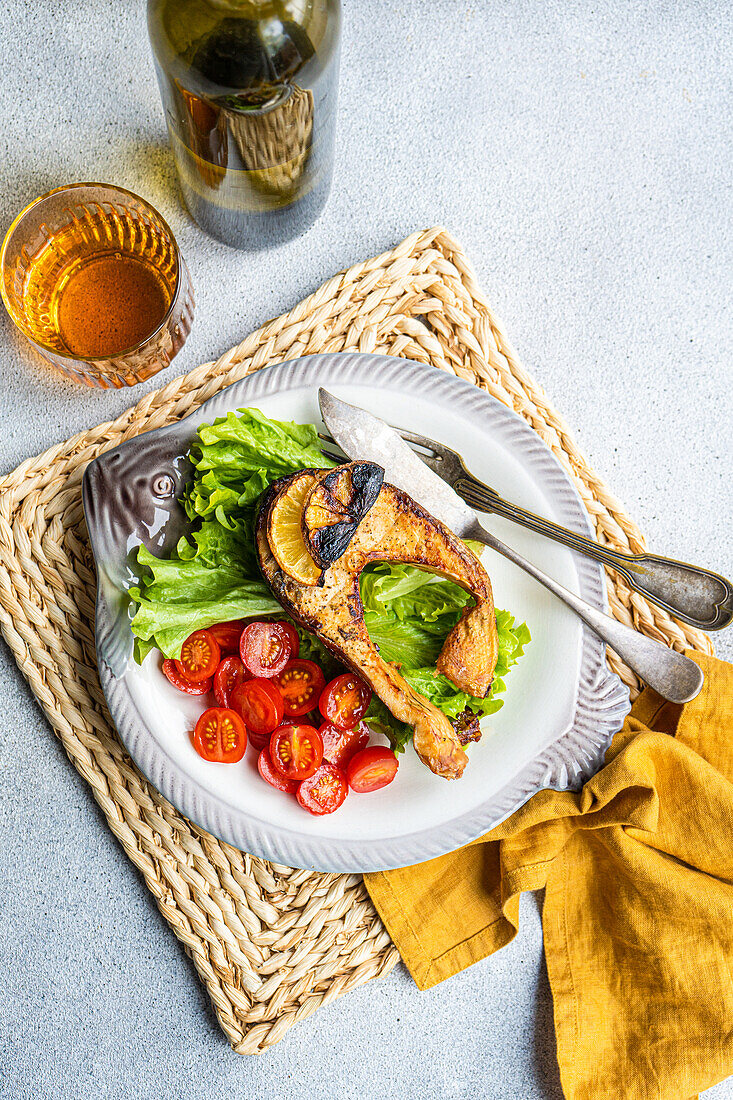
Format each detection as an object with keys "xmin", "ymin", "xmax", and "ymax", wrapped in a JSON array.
[{"xmin": 0, "ymin": 181, "xmax": 183, "ymax": 363}]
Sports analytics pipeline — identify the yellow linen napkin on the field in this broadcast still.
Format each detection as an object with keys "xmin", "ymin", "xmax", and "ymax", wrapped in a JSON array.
[{"xmin": 365, "ymin": 652, "xmax": 733, "ymax": 1100}]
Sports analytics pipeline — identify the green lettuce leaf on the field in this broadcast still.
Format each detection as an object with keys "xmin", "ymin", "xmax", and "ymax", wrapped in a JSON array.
[
  {"xmin": 363, "ymin": 610, "xmax": 444, "ymax": 668},
  {"xmin": 361, "ymin": 561, "xmax": 470, "ymax": 624},
  {"xmin": 402, "ymin": 668, "xmax": 504, "ymax": 720},
  {"xmin": 364, "ymin": 696, "xmax": 412, "ymax": 754},
  {"xmin": 185, "ymin": 407, "xmax": 334, "ymax": 524},
  {"xmin": 359, "ymin": 592, "xmax": 531, "ymax": 749},
  {"xmin": 130, "ymin": 542, "xmax": 281, "ymax": 659}
]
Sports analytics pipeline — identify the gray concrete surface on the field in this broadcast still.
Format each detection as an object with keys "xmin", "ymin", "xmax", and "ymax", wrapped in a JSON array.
[{"xmin": 1, "ymin": 1, "xmax": 731, "ymax": 1097}]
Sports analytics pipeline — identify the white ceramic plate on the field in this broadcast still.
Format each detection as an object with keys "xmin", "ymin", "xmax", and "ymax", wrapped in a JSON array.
[{"xmin": 83, "ymin": 353, "xmax": 630, "ymax": 871}]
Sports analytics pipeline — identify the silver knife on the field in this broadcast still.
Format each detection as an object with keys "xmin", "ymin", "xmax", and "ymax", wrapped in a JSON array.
[{"xmin": 318, "ymin": 388, "xmax": 703, "ymax": 704}]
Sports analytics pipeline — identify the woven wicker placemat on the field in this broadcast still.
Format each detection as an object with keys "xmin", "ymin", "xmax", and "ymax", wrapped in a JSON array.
[{"xmin": 0, "ymin": 227, "xmax": 712, "ymax": 1054}]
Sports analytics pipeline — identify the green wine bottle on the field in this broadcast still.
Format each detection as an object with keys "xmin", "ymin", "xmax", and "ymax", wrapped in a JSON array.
[{"xmin": 147, "ymin": 0, "xmax": 341, "ymax": 250}]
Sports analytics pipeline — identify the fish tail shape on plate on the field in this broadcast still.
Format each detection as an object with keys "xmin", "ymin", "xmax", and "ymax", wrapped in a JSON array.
[{"xmin": 257, "ymin": 464, "xmax": 499, "ymax": 780}]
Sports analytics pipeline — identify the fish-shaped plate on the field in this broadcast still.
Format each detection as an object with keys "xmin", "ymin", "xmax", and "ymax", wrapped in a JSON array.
[{"xmin": 83, "ymin": 353, "xmax": 630, "ymax": 872}]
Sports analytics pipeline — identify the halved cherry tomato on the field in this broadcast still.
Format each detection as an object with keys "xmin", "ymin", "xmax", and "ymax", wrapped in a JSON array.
[
  {"xmin": 258, "ymin": 747, "xmax": 299, "ymax": 794},
  {"xmin": 192, "ymin": 707, "xmax": 247, "ymax": 763},
  {"xmin": 213, "ymin": 655, "xmax": 247, "ymax": 707},
  {"xmin": 209, "ymin": 620, "xmax": 245, "ymax": 653},
  {"xmin": 270, "ymin": 723, "xmax": 323, "ymax": 781},
  {"xmin": 346, "ymin": 746, "xmax": 398, "ymax": 792},
  {"xmin": 162, "ymin": 658, "xmax": 212, "ymax": 695},
  {"xmin": 231, "ymin": 678, "xmax": 284, "ymax": 738},
  {"xmin": 178, "ymin": 629, "xmax": 220, "ymax": 682},
  {"xmin": 277, "ymin": 622, "xmax": 300, "ymax": 660},
  {"xmin": 318, "ymin": 720, "xmax": 370, "ymax": 768},
  {"xmin": 319, "ymin": 672, "xmax": 372, "ymax": 729},
  {"xmin": 297, "ymin": 763, "xmax": 348, "ymax": 815},
  {"xmin": 276, "ymin": 659, "xmax": 326, "ymax": 718},
  {"xmin": 240, "ymin": 622, "xmax": 293, "ymax": 678}
]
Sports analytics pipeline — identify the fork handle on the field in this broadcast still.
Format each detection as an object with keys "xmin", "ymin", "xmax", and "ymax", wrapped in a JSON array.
[
  {"xmin": 466, "ymin": 519, "xmax": 703, "ymax": 703},
  {"xmin": 456, "ymin": 478, "xmax": 733, "ymax": 632}
]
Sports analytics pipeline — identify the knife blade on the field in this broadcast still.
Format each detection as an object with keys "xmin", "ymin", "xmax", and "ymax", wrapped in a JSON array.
[{"xmin": 318, "ymin": 389, "xmax": 476, "ymax": 536}]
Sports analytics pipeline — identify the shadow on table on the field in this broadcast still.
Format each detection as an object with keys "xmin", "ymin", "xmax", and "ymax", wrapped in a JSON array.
[
  {"xmin": 0, "ymin": 137, "xmax": 179, "ymax": 235},
  {"xmin": 528, "ymin": 891, "xmax": 565, "ymax": 1099},
  {"xmin": 2, "ymin": 656, "xmax": 227, "ymax": 1050}
]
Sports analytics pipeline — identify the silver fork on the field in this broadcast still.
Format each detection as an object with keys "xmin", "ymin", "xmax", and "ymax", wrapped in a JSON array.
[{"xmin": 320, "ymin": 429, "xmax": 733, "ymax": 632}]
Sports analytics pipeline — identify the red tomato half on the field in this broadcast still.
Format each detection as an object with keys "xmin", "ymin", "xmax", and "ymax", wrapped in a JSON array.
[
  {"xmin": 276, "ymin": 659, "xmax": 326, "ymax": 718},
  {"xmin": 240, "ymin": 622, "xmax": 293, "ymax": 677},
  {"xmin": 346, "ymin": 746, "xmax": 398, "ymax": 792},
  {"xmin": 231, "ymin": 678, "xmax": 284, "ymax": 738},
  {"xmin": 209, "ymin": 620, "xmax": 245, "ymax": 653},
  {"xmin": 179, "ymin": 629, "xmax": 220, "ymax": 682},
  {"xmin": 258, "ymin": 748, "xmax": 298, "ymax": 794},
  {"xmin": 318, "ymin": 720, "xmax": 369, "ymax": 768},
  {"xmin": 162, "ymin": 658, "xmax": 212, "ymax": 695},
  {"xmin": 277, "ymin": 622, "xmax": 300, "ymax": 660},
  {"xmin": 192, "ymin": 708, "xmax": 247, "ymax": 763},
  {"xmin": 297, "ymin": 763, "xmax": 348, "ymax": 815},
  {"xmin": 270, "ymin": 723, "xmax": 323, "ymax": 781},
  {"xmin": 319, "ymin": 672, "xmax": 372, "ymax": 729},
  {"xmin": 213, "ymin": 655, "xmax": 246, "ymax": 707}
]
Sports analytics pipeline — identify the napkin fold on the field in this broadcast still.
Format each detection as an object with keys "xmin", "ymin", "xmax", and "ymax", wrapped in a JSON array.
[{"xmin": 365, "ymin": 652, "xmax": 733, "ymax": 1100}]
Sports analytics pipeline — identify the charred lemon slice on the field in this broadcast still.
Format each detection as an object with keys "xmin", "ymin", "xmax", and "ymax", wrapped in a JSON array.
[
  {"xmin": 302, "ymin": 462, "xmax": 384, "ymax": 568},
  {"xmin": 268, "ymin": 472, "xmax": 322, "ymax": 585}
]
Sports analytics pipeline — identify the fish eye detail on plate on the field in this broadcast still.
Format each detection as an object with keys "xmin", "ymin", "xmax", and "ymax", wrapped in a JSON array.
[{"xmin": 130, "ymin": 405, "xmax": 531, "ymax": 811}]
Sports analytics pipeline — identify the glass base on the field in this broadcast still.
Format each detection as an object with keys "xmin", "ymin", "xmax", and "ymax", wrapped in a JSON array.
[{"xmin": 179, "ymin": 173, "xmax": 332, "ymax": 251}]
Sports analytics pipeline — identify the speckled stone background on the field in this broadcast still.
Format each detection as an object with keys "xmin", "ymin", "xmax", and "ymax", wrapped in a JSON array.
[{"xmin": 1, "ymin": 2, "xmax": 731, "ymax": 1098}]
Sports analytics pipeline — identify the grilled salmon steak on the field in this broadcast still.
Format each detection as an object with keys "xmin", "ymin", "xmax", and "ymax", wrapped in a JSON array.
[{"xmin": 256, "ymin": 463, "xmax": 499, "ymax": 780}]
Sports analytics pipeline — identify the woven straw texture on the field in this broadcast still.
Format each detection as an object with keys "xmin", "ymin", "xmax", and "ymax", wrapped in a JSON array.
[{"xmin": 0, "ymin": 227, "xmax": 713, "ymax": 1054}]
